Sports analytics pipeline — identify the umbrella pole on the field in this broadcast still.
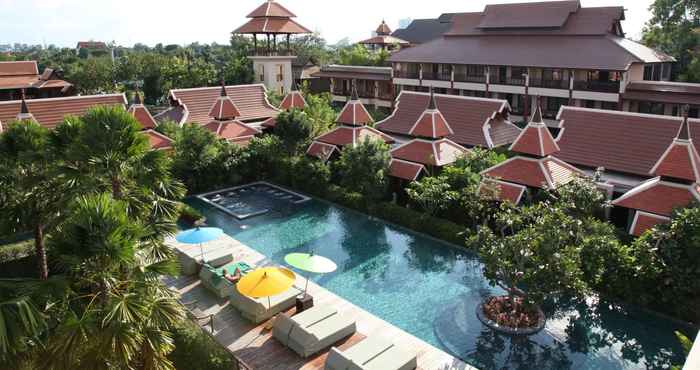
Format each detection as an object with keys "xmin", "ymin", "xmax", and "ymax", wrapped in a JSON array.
[
  {"xmin": 199, "ymin": 243, "xmax": 205, "ymax": 262},
  {"xmin": 268, "ymin": 296, "xmax": 271, "ymax": 310},
  {"xmin": 304, "ymin": 275, "xmax": 309, "ymax": 298}
]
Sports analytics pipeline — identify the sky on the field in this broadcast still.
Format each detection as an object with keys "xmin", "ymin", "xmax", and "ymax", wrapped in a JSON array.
[{"xmin": 0, "ymin": 0, "xmax": 655, "ymax": 48}]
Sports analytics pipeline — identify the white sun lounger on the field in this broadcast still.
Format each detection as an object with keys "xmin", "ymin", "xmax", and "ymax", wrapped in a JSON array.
[
  {"xmin": 325, "ymin": 335, "xmax": 417, "ymax": 370},
  {"xmin": 273, "ymin": 305, "xmax": 357, "ymax": 358}
]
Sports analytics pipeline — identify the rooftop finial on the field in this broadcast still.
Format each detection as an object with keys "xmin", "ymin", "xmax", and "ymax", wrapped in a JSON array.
[
  {"xmin": 531, "ymin": 96, "xmax": 543, "ymax": 124},
  {"xmin": 220, "ymin": 79, "xmax": 227, "ymax": 97},
  {"xmin": 20, "ymin": 89, "xmax": 29, "ymax": 114},
  {"xmin": 427, "ymin": 86, "xmax": 437, "ymax": 110},
  {"xmin": 678, "ymin": 104, "xmax": 690, "ymax": 141},
  {"xmin": 351, "ymin": 79, "xmax": 359, "ymax": 101}
]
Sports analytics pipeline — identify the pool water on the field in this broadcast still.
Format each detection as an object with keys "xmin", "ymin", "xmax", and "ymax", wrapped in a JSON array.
[{"xmin": 187, "ymin": 194, "xmax": 695, "ymax": 370}]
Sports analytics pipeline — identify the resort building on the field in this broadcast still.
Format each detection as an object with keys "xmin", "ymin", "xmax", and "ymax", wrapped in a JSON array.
[
  {"xmin": 155, "ymin": 84, "xmax": 279, "ymax": 129},
  {"xmin": 233, "ymin": 0, "xmax": 311, "ymax": 94},
  {"xmin": 391, "ymin": 14, "xmax": 456, "ymax": 47},
  {"xmin": 202, "ymin": 83, "xmax": 262, "ymax": 146},
  {"xmin": 621, "ymin": 80, "xmax": 700, "ymax": 118},
  {"xmin": 479, "ymin": 101, "xmax": 585, "ymax": 204},
  {"xmin": 611, "ymin": 108, "xmax": 700, "ymax": 236},
  {"xmin": 389, "ymin": 0, "xmax": 679, "ymax": 120},
  {"xmin": 359, "ymin": 20, "xmax": 409, "ymax": 51},
  {"xmin": 386, "ymin": 89, "xmax": 469, "ymax": 183},
  {"xmin": 0, "ymin": 61, "xmax": 73, "ymax": 101},
  {"xmin": 307, "ymin": 86, "xmax": 393, "ymax": 162},
  {"xmin": 376, "ymin": 90, "xmax": 520, "ymax": 148},
  {"xmin": 261, "ymin": 85, "xmax": 306, "ymax": 130},
  {"xmin": 312, "ymin": 65, "xmax": 394, "ymax": 109}
]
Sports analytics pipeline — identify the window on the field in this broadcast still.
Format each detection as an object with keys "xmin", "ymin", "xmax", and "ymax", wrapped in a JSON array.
[
  {"xmin": 601, "ymin": 101, "xmax": 618, "ymax": 111},
  {"xmin": 467, "ymin": 65, "xmax": 484, "ymax": 77},
  {"xmin": 511, "ymin": 67, "xmax": 527, "ymax": 78},
  {"xmin": 638, "ymin": 101, "xmax": 664, "ymax": 115},
  {"xmin": 643, "ymin": 65, "xmax": 653, "ymax": 80},
  {"xmin": 276, "ymin": 64, "xmax": 284, "ymax": 82},
  {"xmin": 546, "ymin": 97, "xmax": 567, "ymax": 113},
  {"xmin": 257, "ymin": 64, "xmax": 265, "ymax": 82}
]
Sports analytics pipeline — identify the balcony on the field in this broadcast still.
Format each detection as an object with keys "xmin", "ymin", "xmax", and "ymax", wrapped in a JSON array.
[
  {"xmin": 529, "ymin": 78, "xmax": 569, "ymax": 89},
  {"xmin": 421, "ymin": 71, "xmax": 452, "ymax": 81},
  {"xmin": 573, "ymin": 80, "xmax": 620, "ymax": 93},
  {"xmin": 250, "ymin": 47, "xmax": 294, "ymax": 57},
  {"xmin": 394, "ymin": 70, "xmax": 420, "ymax": 79},
  {"xmin": 490, "ymin": 76, "xmax": 526, "ymax": 86},
  {"xmin": 454, "ymin": 74, "xmax": 486, "ymax": 83}
]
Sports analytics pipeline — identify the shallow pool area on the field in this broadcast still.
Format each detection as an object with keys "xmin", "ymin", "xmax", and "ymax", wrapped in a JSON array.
[{"xmin": 187, "ymin": 188, "xmax": 695, "ymax": 370}]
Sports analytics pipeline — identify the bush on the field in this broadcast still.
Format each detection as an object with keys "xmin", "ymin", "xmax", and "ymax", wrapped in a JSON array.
[
  {"xmin": 178, "ymin": 203, "xmax": 204, "ymax": 226},
  {"xmin": 0, "ymin": 240, "xmax": 34, "ymax": 264},
  {"xmin": 334, "ymin": 138, "xmax": 391, "ymax": 200},
  {"xmin": 169, "ymin": 319, "xmax": 237, "ymax": 370}
]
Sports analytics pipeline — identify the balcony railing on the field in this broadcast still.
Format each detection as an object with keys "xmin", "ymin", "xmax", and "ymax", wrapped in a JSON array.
[
  {"xmin": 529, "ymin": 78, "xmax": 569, "ymax": 89},
  {"xmin": 251, "ymin": 47, "xmax": 294, "ymax": 57},
  {"xmin": 454, "ymin": 74, "xmax": 486, "ymax": 83},
  {"xmin": 490, "ymin": 76, "xmax": 526, "ymax": 86},
  {"xmin": 573, "ymin": 80, "xmax": 620, "ymax": 93},
  {"xmin": 394, "ymin": 70, "xmax": 420, "ymax": 79},
  {"xmin": 421, "ymin": 71, "xmax": 452, "ymax": 81}
]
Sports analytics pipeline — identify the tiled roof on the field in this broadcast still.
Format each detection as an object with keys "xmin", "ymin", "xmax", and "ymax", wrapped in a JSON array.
[
  {"xmin": 337, "ymin": 99, "xmax": 374, "ymax": 126},
  {"xmin": 509, "ymin": 106, "xmax": 560, "ymax": 157},
  {"xmin": 0, "ymin": 94, "xmax": 127, "ymax": 130},
  {"xmin": 391, "ymin": 138, "xmax": 468, "ymax": 167},
  {"xmin": 556, "ymin": 107, "xmax": 700, "ymax": 177},
  {"xmin": 359, "ymin": 35, "xmax": 409, "ymax": 45},
  {"xmin": 377, "ymin": 91, "xmax": 518, "ymax": 148},
  {"xmin": 209, "ymin": 95, "xmax": 242, "ymax": 121},
  {"xmin": 477, "ymin": 0, "xmax": 580, "ymax": 29},
  {"xmin": 144, "ymin": 129, "xmax": 173, "ymax": 151},
  {"xmin": 612, "ymin": 178, "xmax": 700, "ymax": 217},
  {"xmin": 0, "ymin": 61, "xmax": 38, "ymax": 76},
  {"xmin": 389, "ymin": 159, "xmax": 427, "ymax": 181},
  {"xmin": 478, "ymin": 178, "xmax": 527, "ymax": 204},
  {"xmin": 392, "ymin": 16, "xmax": 454, "ymax": 45},
  {"xmin": 630, "ymin": 211, "xmax": 670, "ymax": 236},
  {"xmin": 482, "ymin": 156, "xmax": 584, "ymax": 189},
  {"xmin": 376, "ymin": 20, "xmax": 392, "ymax": 35},
  {"xmin": 650, "ymin": 140, "xmax": 700, "ymax": 182},
  {"xmin": 408, "ymin": 89, "xmax": 453, "ymax": 139},
  {"xmin": 623, "ymin": 81, "xmax": 700, "ymax": 106},
  {"xmin": 312, "ymin": 65, "xmax": 392, "ymax": 81},
  {"xmin": 247, "ymin": 1, "xmax": 296, "ymax": 18},
  {"xmin": 168, "ymin": 84, "xmax": 279, "ymax": 125},
  {"xmin": 204, "ymin": 119, "xmax": 260, "ymax": 143},
  {"xmin": 234, "ymin": 18, "xmax": 311, "ymax": 34},
  {"xmin": 280, "ymin": 90, "xmax": 306, "ymax": 110},
  {"xmin": 315, "ymin": 126, "xmax": 394, "ymax": 147},
  {"xmin": 128, "ymin": 104, "xmax": 158, "ymax": 130},
  {"xmin": 306, "ymin": 141, "xmax": 339, "ymax": 162}
]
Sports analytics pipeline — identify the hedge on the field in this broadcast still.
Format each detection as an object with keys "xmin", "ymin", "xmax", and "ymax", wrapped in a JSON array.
[{"xmin": 169, "ymin": 319, "xmax": 238, "ymax": 370}]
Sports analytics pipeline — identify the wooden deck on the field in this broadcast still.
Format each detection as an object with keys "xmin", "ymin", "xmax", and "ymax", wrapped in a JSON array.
[{"xmin": 165, "ymin": 235, "xmax": 476, "ymax": 370}]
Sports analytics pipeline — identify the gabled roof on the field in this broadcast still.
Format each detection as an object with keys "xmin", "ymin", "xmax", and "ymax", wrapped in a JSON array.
[
  {"xmin": 315, "ymin": 126, "xmax": 394, "ymax": 147},
  {"xmin": 409, "ymin": 89, "xmax": 453, "ymax": 139},
  {"xmin": 247, "ymin": 0, "xmax": 296, "ymax": 18},
  {"xmin": 235, "ymin": 1, "xmax": 310, "ymax": 35},
  {"xmin": 478, "ymin": 178, "xmax": 527, "ymax": 204},
  {"xmin": 612, "ymin": 177, "xmax": 700, "ymax": 217},
  {"xmin": 209, "ymin": 83, "xmax": 242, "ymax": 120},
  {"xmin": 481, "ymin": 155, "xmax": 584, "ymax": 189},
  {"xmin": 0, "ymin": 61, "xmax": 38, "ymax": 76},
  {"xmin": 391, "ymin": 138, "xmax": 468, "ymax": 167},
  {"xmin": 377, "ymin": 91, "xmax": 518, "ymax": 148},
  {"xmin": 144, "ymin": 129, "xmax": 173, "ymax": 151},
  {"xmin": 280, "ymin": 90, "xmax": 306, "ymax": 111},
  {"xmin": 128, "ymin": 93, "xmax": 157, "ymax": 130},
  {"xmin": 306, "ymin": 141, "xmax": 339, "ymax": 162},
  {"xmin": 477, "ymin": 0, "xmax": 580, "ymax": 29},
  {"xmin": 359, "ymin": 35, "xmax": 410, "ymax": 46},
  {"xmin": 509, "ymin": 104, "xmax": 559, "ymax": 157},
  {"xmin": 336, "ymin": 87, "xmax": 374, "ymax": 126},
  {"xmin": 649, "ymin": 111, "xmax": 700, "ymax": 182},
  {"xmin": 167, "ymin": 84, "xmax": 279, "ymax": 125},
  {"xmin": 629, "ymin": 211, "xmax": 670, "ymax": 237},
  {"xmin": 391, "ymin": 16, "xmax": 455, "ymax": 45},
  {"xmin": 389, "ymin": 158, "xmax": 427, "ymax": 181},
  {"xmin": 204, "ymin": 119, "xmax": 260, "ymax": 144},
  {"xmin": 555, "ymin": 107, "xmax": 700, "ymax": 177},
  {"xmin": 0, "ymin": 94, "xmax": 127, "ymax": 130}
]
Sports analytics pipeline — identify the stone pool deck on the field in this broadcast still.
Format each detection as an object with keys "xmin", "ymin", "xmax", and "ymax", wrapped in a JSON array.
[{"xmin": 164, "ymin": 234, "xmax": 476, "ymax": 370}]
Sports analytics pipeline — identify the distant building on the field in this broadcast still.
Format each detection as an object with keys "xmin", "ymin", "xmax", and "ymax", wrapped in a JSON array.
[
  {"xmin": 312, "ymin": 65, "xmax": 395, "ymax": 109},
  {"xmin": 76, "ymin": 41, "xmax": 108, "ymax": 55},
  {"xmin": 0, "ymin": 61, "xmax": 73, "ymax": 101},
  {"xmin": 359, "ymin": 20, "xmax": 409, "ymax": 51},
  {"xmin": 391, "ymin": 14, "xmax": 456, "ymax": 46}
]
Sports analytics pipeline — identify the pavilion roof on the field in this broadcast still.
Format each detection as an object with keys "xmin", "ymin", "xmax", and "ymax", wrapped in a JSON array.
[
  {"xmin": 204, "ymin": 119, "xmax": 260, "ymax": 146},
  {"xmin": 408, "ymin": 88, "xmax": 453, "ymax": 139},
  {"xmin": 128, "ymin": 93, "xmax": 157, "ymax": 130},
  {"xmin": 306, "ymin": 141, "xmax": 339, "ymax": 162},
  {"xmin": 388, "ymin": 158, "xmax": 427, "ymax": 181},
  {"xmin": 509, "ymin": 102, "xmax": 559, "ymax": 157},
  {"xmin": 612, "ymin": 177, "xmax": 700, "ymax": 217},
  {"xmin": 144, "ymin": 129, "xmax": 173, "ymax": 151},
  {"xmin": 376, "ymin": 20, "xmax": 392, "ymax": 35},
  {"xmin": 336, "ymin": 86, "xmax": 374, "ymax": 126},
  {"xmin": 478, "ymin": 178, "xmax": 527, "ymax": 204},
  {"xmin": 247, "ymin": 0, "xmax": 296, "ymax": 18},
  {"xmin": 315, "ymin": 125, "xmax": 394, "ymax": 147},
  {"xmin": 234, "ymin": 1, "xmax": 310, "ymax": 34},
  {"xmin": 390, "ymin": 138, "xmax": 468, "ymax": 167},
  {"xmin": 649, "ymin": 109, "xmax": 700, "ymax": 182},
  {"xmin": 481, "ymin": 155, "xmax": 584, "ymax": 189},
  {"xmin": 280, "ymin": 90, "xmax": 306, "ymax": 111},
  {"xmin": 209, "ymin": 82, "xmax": 242, "ymax": 120},
  {"xmin": 629, "ymin": 211, "xmax": 671, "ymax": 236}
]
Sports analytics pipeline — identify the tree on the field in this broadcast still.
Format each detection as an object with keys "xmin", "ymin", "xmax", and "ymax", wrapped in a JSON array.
[
  {"xmin": 303, "ymin": 93, "xmax": 336, "ymax": 137},
  {"xmin": 0, "ymin": 120, "xmax": 63, "ymax": 279},
  {"xmin": 406, "ymin": 176, "xmax": 458, "ymax": 216},
  {"xmin": 642, "ymin": 0, "xmax": 700, "ymax": 81},
  {"xmin": 337, "ymin": 44, "xmax": 390, "ymax": 67},
  {"xmin": 64, "ymin": 58, "xmax": 115, "ymax": 94},
  {"xmin": 171, "ymin": 123, "xmax": 227, "ymax": 192},
  {"xmin": 274, "ymin": 110, "xmax": 315, "ymax": 155},
  {"xmin": 334, "ymin": 138, "xmax": 391, "ymax": 199}
]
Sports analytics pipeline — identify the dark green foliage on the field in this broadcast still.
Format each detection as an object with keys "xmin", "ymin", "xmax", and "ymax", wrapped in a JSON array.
[
  {"xmin": 334, "ymin": 138, "xmax": 391, "ymax": 200},
  {"xmin": 0, "ymin": 241, "xmax": 34, "ymax": 265},
  {"xmin": 169, "ymin": 320, "xmax": 236, "ymax": 370},
  {"xmin": 274, "ymin": 110, "xmax": 315, "ymax": 155},
  {"xmin": 337, "ymin": 44, "xmax": 390, "ymax": 66},
  {"xmin": 178, "ymin": 203, "xmax": 204, "ymax": 226},
  {"xmin": 155, "ymin": 120, "xmax": 182, "ymax": 139}
]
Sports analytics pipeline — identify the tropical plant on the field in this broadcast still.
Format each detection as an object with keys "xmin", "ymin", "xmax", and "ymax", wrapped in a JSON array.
[
  {"xmin": 171, "ymin": 123, "xmax": 228, "ymax": 192},
  {"xmin": 334, "ymin": 138, "xmax": 391, "ymax": 199},
  {"xmin": 274, "ymin": 109, "xmax": 315, "ymax": 155},
  {"xmin": 303, "ymin": 93, "xmax": 336, "ymax": 137},
  {"xmin": 406, "ymin": 176, "xmax": 458, "ymax": 216},
  {"xmin": 0, "ymin": 120, "xmax": 64, "ymax": 279},
  {"xmin": 337, "ymin": 44, "xmax": 390, "ymax": 66}
]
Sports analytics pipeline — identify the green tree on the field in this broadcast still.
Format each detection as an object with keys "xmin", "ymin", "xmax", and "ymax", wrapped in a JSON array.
[
  {"xmin": 406, "ymin": 176, "xmax": 458, "ymax": 216},
  {"xmin": 64, "ymin": 58, "xmax": 115, "ymax": 94},
  {"xmin": 0, "ymin": 120, "xmax": 63, "ymax": 279},
  {"xmin": 642, "ymin": 0, "xmax": 700, "ymax": 81},
  {"xmin": 304, "ymin": 93, "xmax": 338, "ymax": 136},
  {"xmin": 334, "ymin": 138, "xmax": 391, "ymax": 199},
  {"xmin": 274, "ymin": 110, "xmax": 315, "ymax": 155},
  {"xmin": 337, "ymin": 44, "xmax": 389, "ymax": 66},
  {"xmin": 171, "ymin": 123, "xmax": 227, "ymax": 192}
]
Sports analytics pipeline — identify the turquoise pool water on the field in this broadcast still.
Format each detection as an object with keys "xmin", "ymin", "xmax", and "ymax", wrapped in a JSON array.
[{"xmin": 187, "ymin": 193, "xmax": 695, "ymax": 370}]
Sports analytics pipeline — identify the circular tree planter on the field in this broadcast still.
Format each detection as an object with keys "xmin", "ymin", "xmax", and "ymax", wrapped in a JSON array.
[{"xmin": 476, "ymin": 296, "xmax": 545, "ymax": 336}]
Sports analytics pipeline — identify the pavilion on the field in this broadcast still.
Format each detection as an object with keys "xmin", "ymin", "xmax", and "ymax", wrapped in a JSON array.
[
  {"xmin": 203, "ymin": 82, "xmax": 261, "ymax": 146},
  {"xmin": 359, "ymin": 20, "xmax": 409, "ymax": 51},
  {"xmin": 261, "ymin": 83, "xmax": 307, "ymax": 130}
]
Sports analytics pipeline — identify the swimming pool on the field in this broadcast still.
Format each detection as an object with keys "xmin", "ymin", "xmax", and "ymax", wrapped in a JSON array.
[{"xmin": 187, "ymin": 189, "xmax": 694, "ymax": 369}]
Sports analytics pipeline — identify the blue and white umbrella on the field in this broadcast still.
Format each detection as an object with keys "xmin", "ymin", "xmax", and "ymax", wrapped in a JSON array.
[{"xmin": 176, "ymin": 227, "xmax": 224, "ymax": 260}]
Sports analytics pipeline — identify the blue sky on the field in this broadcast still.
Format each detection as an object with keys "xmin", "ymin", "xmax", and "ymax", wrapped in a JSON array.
[{"xmin": 0, "ymin": 0, "xmax": 654, "ymax": 47}]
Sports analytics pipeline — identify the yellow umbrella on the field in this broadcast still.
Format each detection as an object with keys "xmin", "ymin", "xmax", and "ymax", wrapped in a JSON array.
[{"xmin": 237, "ymin": 267, "xmax": 296, "ymax": 309}]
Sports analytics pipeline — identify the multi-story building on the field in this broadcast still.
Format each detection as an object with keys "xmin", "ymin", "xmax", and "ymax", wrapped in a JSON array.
[
  {"xmin": 389, "ymin": 0, "xmax": 690, "ymax": 121},
  {"xmin": 312, "ymin": 65, "xmax": 394, "ymax": 109},
  {"xmin": 0, "ymin": 61, "xmax": 73, "ymax": 101}
]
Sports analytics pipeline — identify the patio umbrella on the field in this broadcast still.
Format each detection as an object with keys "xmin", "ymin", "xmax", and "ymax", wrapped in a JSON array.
[
  {"xmin": 237, "ymin": 267, "xmax": 296, "ymax": 309},
  {"xmin": 284, "ymin": 252, "xmax": 337, "ymax": 297},
  {"xmin": 175, "ymin": 227, "xmax": 224, "ymax": 261}
]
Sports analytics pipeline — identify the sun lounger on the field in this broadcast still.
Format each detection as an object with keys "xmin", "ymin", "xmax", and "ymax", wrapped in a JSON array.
[
  {"xmin": 273, "ymin": 305, "xmax": 357, "ymax": 358},
  {"xmin": 228, "ymin": 283, "xmax": 302, "ymax": 324},
  {"xmin": 176, "ymin": 244, "xmax": 233, "ymax": 275},
  {"xmin": 325, "ymin": 335, "xmax": 417, "ymax": 370},
  {"xmin": 199, "ymin": 262, "xmax": 253, "ymax": 298}
]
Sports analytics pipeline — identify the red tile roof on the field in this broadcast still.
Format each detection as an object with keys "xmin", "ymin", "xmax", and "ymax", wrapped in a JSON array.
[
  {"xmin": 168, "ymin": 84, "xmax": 279, "ymax": 125},
  {"xmin": 306, "ymin": 141, "xmax": 339, "ymax": 162},
  {"xmin": 376, "ymin": 20, "xmax": 393, "ymax": 35},
  {"xmin": 408, "ymin": 89, "xmax": 453, "ymax": 139},
  {"xmin": 391, "ymin": 138, "xmax": 468, "ymax": 167},
  {"xmin": 478, "ymin": 178, "xmax": 527, "ymax": 204},
  {"xmin": 128, "ymin": 104, "xmax": 158, "ymax": 130},
  {"xmin": 649, "ymin": 114, "xmax": 700, "ymax": 182},
  {"xmin": 0, "ymin": 94, "xmax": 127, "ymax": 131},
  {"xmin": 630, "ymin": 211, "xmax": 670, "ymax": 236},
  {"xmin": 509, "ymin": 106, "xmax": 560, "ymax": 157},
  {"xmin": 337, "ymin": 100, "xmax": 374, "ymax": 126},
  {"xmin": 280, "ymin": 90, "xmax": 306, "ymax": 111},
  {"xmin": 389, "ymin": 159, "xmax": 427, "ymax": 181},
  {"xmin": 555, "ymin": 107, "xmax": 700, "ymax": 177},
  {"xmin": 0, "ymin": 61, "xmax": 38, "ymax": 76},
  {"xmin": 612, "ymin": 178, "xmax": 700, "ymax": 217},
  {"xmin": 377, "ymin": 91, "xmax": 518, "ymax": 148},
  {"xmin": 204, "ymin": 120, "xmax": 260, "ymax": 144},
  {"xmin": 247, "ymin": 1, "xmax": 296, "ymax": 18},
  {"xmin": 234, "ymin": 17, "xmax": 311, "ymax": 34},
  {"xmin": 482, "ymin": 156, "xmax": 584, "ymax": 189},
  {"xmin": 315, "ymin": 126, "xmax": 394, "ymax": 147},
  {"xmin": 144, "ymin": 129, "xmax": 173, "ymax": 151},
  {"xmin": 209, "ymin": 95, "xmax": 242, "ymax": 121}
]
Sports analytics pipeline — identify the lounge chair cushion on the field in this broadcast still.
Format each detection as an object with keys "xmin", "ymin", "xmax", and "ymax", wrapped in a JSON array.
[
  {"xmin": 199, "ymin": 262, "xmax": 252, "ymax": 299},
  {"xmin": 324, "ymin": 336, "xmax": 417, "ymax": 370},
  {"xmin": 229, "ymin": 284, "xmax": 301, "ymax": 324},
  {"xmin": 275, "ymin": 305, "xmax": 356, "ymax": 358}
]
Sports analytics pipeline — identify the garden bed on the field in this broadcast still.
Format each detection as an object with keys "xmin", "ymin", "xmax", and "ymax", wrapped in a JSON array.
[{"xmin": 476, "ymin": 296, "xmax": 545, "ymax": 335}]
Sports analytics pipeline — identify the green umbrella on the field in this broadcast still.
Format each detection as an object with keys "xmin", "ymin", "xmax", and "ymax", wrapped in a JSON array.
[{"xmin": 284, "ymin": 252, "xmax": 337, "ymax": 297}]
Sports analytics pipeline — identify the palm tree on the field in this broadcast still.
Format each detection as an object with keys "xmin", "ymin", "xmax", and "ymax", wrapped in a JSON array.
[{"xmin": 0, "ymin": 120, "xmax": 64, "ymax": 279}]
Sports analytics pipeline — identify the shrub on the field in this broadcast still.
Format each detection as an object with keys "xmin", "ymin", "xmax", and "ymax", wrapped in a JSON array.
[
  {"xmin": 169, "ymin": 319, "xmax": 237, "ymax": 370},
  {"xmin": 274, "ymin": 110, "xmax": 315, "ymax": 155},
  {"xmin": 178, "ymin": 203, "xmax": 204, "ymax": 226},
  {"xmin": 0, "ymin": 240, "xmax": 34, "ymax": 264},
  {"xmin": 334, "ymin": 138, "xmax": 390, "ymax": 200}
]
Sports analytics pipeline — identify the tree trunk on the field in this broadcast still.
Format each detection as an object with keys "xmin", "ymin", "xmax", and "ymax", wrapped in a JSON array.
[
  {"xmin": 111, "ymin": 176, "xmax": 122, "ymax": 199},
  {"xmin": 34, "ymin": 223, "xmax": 48, "ymax": 280}
]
